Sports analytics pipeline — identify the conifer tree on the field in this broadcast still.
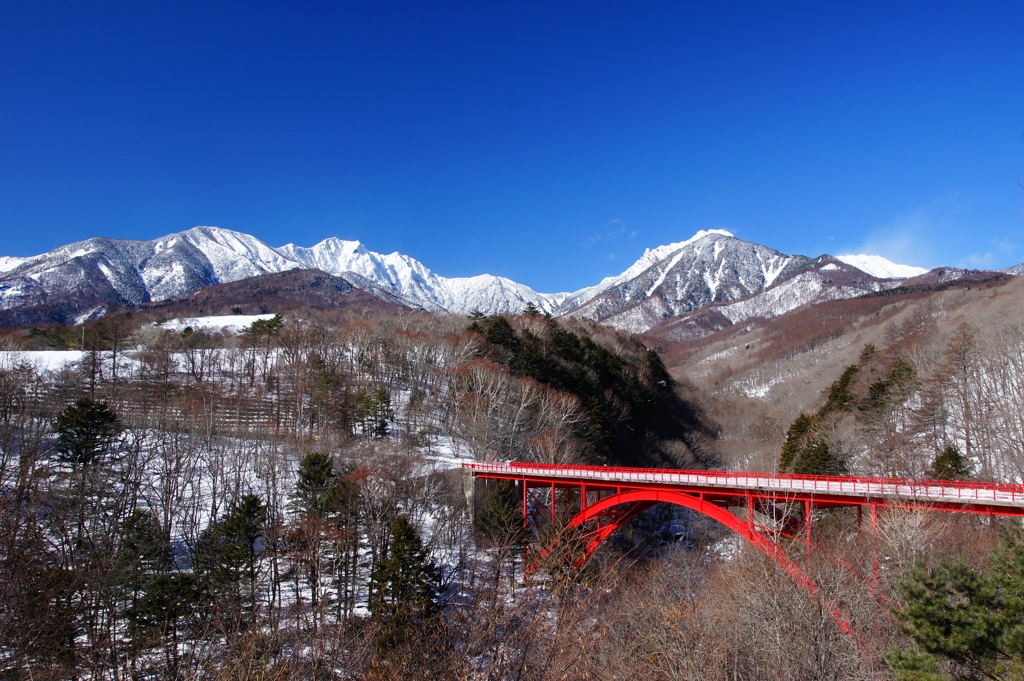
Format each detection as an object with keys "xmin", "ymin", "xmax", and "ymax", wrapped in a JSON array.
[
  {"xmin": 889, "ymin": 530, "xmax": 1024, "ymax": 680},
  {"xmin": 368, "ymin": 515, "xmax": 440, "ymax": 647},
  {"xmin": 53, "ymin": 398, "xmax": 120, "ymax": 467},
  {"xmin": 293, "ymin": 451, "xmax": 341, "ymax": 518},
  {"xmin": 929, "ymin": 445, "xmax": 972, "ymax": 480},
  {"xmin": 476, "ymin": 480, "xmax": 525, "ymax": 547},
  {"xmin": 117, "ymin": 509, "xmax": 173, "ymax": 656},
  {"xmin": 196, "ymin": 494, "xmax": 267, "ymax": 623}
]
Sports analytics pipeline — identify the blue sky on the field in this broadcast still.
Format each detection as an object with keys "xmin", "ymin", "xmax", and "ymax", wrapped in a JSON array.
[{"xmin": 1, "ymin": 2, "xmax": 1022, "ymax": 292}]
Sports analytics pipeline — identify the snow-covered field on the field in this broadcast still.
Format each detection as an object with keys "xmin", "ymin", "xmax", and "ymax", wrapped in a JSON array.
[
  {"xmin": 158, "ymin": 313, "xmax": 278, "ymax": 332},
  {"xmin": 0, "ymin": 349, "xmax": 87, "ymax": 371}
]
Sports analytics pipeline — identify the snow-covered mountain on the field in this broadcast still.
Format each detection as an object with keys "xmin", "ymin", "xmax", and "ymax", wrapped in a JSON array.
[
  {"xmin": 0, "ymin": 226, "xmax": 558, "ymax": 323},
  {"xmin": 0, "ymin": 224, "xmax": 940, "ymax": 328},
  {"xmin": 835, "ymin": 254, "xmax": 928, "ymax": 279},
  {"xmin": 564, "ymin": 231, "xmax": 817, "ymax": 332},
  {"xmin": 277, "ymin": 236, "xmax": 558, "ymax": 314}
]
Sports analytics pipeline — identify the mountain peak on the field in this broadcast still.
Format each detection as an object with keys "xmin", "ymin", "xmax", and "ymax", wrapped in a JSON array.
[
  {"xmin": 642, "ymin": 229, "xmax": 735, "ymax": 260},
  {"xmin": 835, "ymin": 254, "xmax": 928, "ymax": 279}
]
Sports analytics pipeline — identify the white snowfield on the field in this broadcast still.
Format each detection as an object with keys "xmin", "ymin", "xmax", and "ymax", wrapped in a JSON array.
[
  {"xmin": 464, "ymin": 462, "xmax": 1024, "ymax": 509},
  {"xmin": 158, "ymin": 313, "xmax": 278, "ymax": 332},
  {"xmin": 0, "ymin": 350, "xmax": 87, "ymax": 372},
  {"xmin": 0, "ymin": 256, "xmax": 25, "ymax": 274},
  {"xmin": 836, "ymin": 254, "xmax": 929, "ymax": 279}
]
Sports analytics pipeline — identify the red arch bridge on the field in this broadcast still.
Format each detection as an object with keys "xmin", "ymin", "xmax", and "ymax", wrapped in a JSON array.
[{"xmin": 464, "ymin": 461, "xmax": 1024, "ymax": 637}]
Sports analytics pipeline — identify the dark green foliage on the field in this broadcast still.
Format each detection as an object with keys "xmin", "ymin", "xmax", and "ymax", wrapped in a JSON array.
[
  {"xmin": 196, "ymin": 494, "xmax": 267, "ymax": 619},
  {"xmin": 890, "ymin": 531, "xmax": 1024, "ymax": 680},
  {"xmin": 859, "ymin": 343, "xmax": 876, "ymax": 363},
  {"xmin": 130, "ymin": 573, "xmax": 201, "ymax": 652},
  {"xmin": 468, "ymin": 315, "xmax": 715, "ymax": 467},
  {"xmin": 348, "ymin": 385, "xmax": 394, "ymax": 436},
  {"xmin": 646, "ymin": 348, "xmax": 675, "ymax": 388},
  {"xmin": 780, "ymin": 413, "xmax": 814, "ymax": 471},
  {"xmin": 929, "ymin": 446, "xmax": 972, "ymax": 480},
  {"xmin": 52, "ymin": 398, "xmax": 121, "ymax": 467},
  {"xmin": 117, "ymin": 510, "xmax": 188, "ymax": 651},
  {"xmin": 884, "ymin": 648, "xmax": 948, "ymax": 681},
  {"xmin": 866, "ymin": 358, "xmax": 917, "ymax": 412},
  {"xmin": 249, "ymin": 313, "xmax": 284, "ymax": 335},
  {"xmin": 523, "ymin": 301, "xmax": 541, "ymax": 316},
  {"xmin": 475, "ymin": 480, "xmax": 525, "ymax": 547},
  {"xmin": 780, "ymin": 352, "xmax": 885, "ymax": 474},
  {"xmin": 118, "ymin": 509, "xmax": 170, "ymax": 577},
  {"xmin": 480, "ymin": 315, "xmax": 519, "ymax": 350},
  {"xmin": 368, "ymin": 515, "xmax": 440, "ymax": 648},
  {"xmin": 822, "ymin": 364, "xmax": 860, "ymax": 415},
  {"xmin": 792, "ymin": 439, "xmax": 845, "ymax": 475},
  {"xmin": 293, "ymin": 451, "xmax": 345, "ymax": 518}
]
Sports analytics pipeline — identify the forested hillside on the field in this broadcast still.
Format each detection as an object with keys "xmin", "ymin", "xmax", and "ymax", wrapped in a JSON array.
[
  {"xmin": 0, "ymin": 308, "xmax": 721, "ymax": 678},
  {"xmin": 2, "ymin": 303, "xmax": 1024, "ymax": 679}
]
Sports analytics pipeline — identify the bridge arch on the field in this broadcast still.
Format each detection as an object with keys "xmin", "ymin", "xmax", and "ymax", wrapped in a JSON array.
[
  {"xmin": 566, "ymin": 489, "xmax": 818, "ymax": 594},
  {"xmin": 557, "ymin": 489, "xmax": 856, "ymax": 639}
]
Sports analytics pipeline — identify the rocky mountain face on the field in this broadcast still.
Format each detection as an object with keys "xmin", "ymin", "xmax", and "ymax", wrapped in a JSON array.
[
  {"xmin": 0, "ymin": 224, "xmax": 984, "ymax": 330},
  {"xmin": 0, "ymin": 226, "xmax": 556, "ymax": 324}
]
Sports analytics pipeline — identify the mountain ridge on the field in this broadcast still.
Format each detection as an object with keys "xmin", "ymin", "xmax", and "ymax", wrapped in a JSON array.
[{"xmin": 0, "ymin": 225, "xmax": 980, "ymax": 330}]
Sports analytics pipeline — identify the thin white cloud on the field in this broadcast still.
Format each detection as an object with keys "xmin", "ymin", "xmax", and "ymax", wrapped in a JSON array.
[
  {"xmin": 848, "ymin": 206, "xmax": 936, "ymax": 269},
  {"xmin": 582, "ymin": 219, "xmax": 631, "ymax": 249},
  {"xmin": 958, "ymin": 236, "xmax": 1022, "ymax": 270},
  {"xmin": 845, "ymin": 195, "xmax": 1024, "ymax": 272}
]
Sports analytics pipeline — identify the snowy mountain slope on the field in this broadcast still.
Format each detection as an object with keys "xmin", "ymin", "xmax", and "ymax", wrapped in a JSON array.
[
  {"xmin": 0, "ymin": 257, "xmax": 25, "ymax": 274},
  {"xmin": 0, "ymin": 224, "xmax": 944, "ymax": 328},
  {"xmin": 0, "ymin": 226, "xmax": 558, "ymax": 324},
  {"xmin": 836, "ymin": 254, "xmax": 928, "ymax": 279},
  {"xmin": 641, "ymin": 259, "xmax": 901, "ymax": 343},
  {"xmin": 564, "ymin": 232, "xmax": 814, "ymax": 333},
  {"xmin": 556, "ymin": 229, "xmax": 736, "ymax": 310},
  {"xmin": 278, "ymin": 236, "xmax": 558, "ymax": 314}
]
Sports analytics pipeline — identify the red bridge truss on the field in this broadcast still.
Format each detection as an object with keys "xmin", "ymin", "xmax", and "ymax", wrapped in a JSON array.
[{"xmin": 464, "ymin": 461, "xmax": 1024, "ymax": 638}]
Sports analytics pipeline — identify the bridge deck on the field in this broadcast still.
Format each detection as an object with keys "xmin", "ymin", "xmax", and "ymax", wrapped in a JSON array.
[{"xmin": 464, "ymin": 461, "xmax": 1024, "ymax": 511}]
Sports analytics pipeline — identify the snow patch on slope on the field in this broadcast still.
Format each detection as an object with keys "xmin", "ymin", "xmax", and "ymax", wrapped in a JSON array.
[
  {"xmin": 0, "ymin": 257, "xmax": 25, "ymax": 274},
  {"xmin": 836, "ymin": 254, "xmax": 927, "ymax": 279},
  {"xmin": 160, "ymin": 314, "xmax": 278, "ymax": 333}
]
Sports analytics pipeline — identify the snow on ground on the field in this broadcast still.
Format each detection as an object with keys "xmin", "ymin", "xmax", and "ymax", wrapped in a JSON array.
[
  {"xmin": 158, "ymin": 313, "xmax": 278, "ymax": 332},
  {"xmin": 0, "ymin": 256, "xmax": 25, "ymax": 274},
  {"xmin": 836, "ymin": 254, "xmax": 928, "ymax": 279},
  {"xmin": 0, "ymin": 350, "xmax": 87, "ymax": 372}
]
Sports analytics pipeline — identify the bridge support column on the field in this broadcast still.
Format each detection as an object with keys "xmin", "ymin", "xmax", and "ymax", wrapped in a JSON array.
[
  {"xmin": 551, "ymin": 482, "xmax": 556, "ymax": 525},
  {"xmin": 870, "ymin": 503, "xmax": 878, "ymax": 582},
  {"xmin": 746, "ymin": 492, "xmax": 754, "ymax": 530},
  {"xmin": 805, "ymin": 499, "xmax": 812, "ymax": 554}
]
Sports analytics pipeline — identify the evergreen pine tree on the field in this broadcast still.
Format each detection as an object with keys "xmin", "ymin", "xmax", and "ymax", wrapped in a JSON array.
[
  {"xmin": 293, "ymin": 451, "xmax": 342, "ymax": 518},
  {"xmin": 780, "ymin": 414, "xmax": 813, "ymax": 471},
  {"xmin": 929, "ymin": 445, "xmax": 972, "ymax": 480},
  {"xmin": 368, "ymin": 515, "xmax": 440, "ymax": 647},
  {"xmin": 53, "ymin": 398, "xmax": 120, "ymax": 467},
  {"xmin": 196, "ymin": 494, "xmax": 267, "ymax": 623},
  {"xmin": 889, "ymin": 530, "xmax": 1024, "ymax": 679},
  {"xmin": 475, "ymin": 480, "xmax": 525, "ymax": 547}
]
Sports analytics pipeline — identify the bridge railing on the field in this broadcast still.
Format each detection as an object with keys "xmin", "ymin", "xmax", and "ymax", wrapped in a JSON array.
[{"xmin": 463, "ymin": 461, "xmax": 1024, "ymax": 506}]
